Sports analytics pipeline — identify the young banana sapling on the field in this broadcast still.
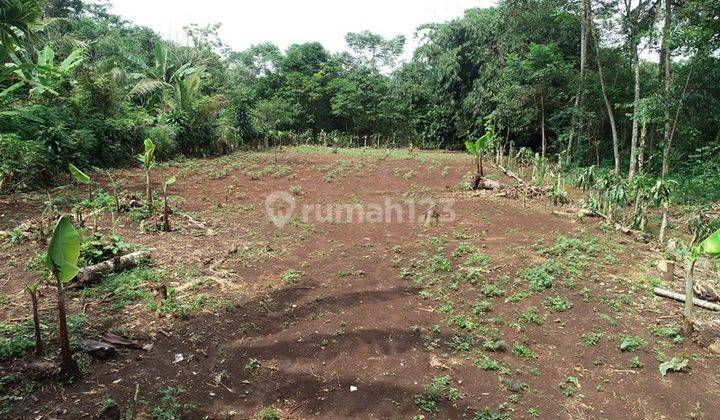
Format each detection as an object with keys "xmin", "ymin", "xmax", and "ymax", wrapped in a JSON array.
[
  {"xmin": 465, "ymin": 116, "xmax": 497, "ymax": 190},
  {"xmin": 137, "ymin": 138, "xmax": 156, "ymax": 213},
  {"xmin": 45, "ymin": 216, "xmax": 82, "ymax": 379},
  {"xmin": 683, "ymin": 228, "xmax": 720, "ymax": 334}
]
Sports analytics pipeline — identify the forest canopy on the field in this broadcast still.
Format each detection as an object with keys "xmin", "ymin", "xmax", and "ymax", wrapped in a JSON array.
[{"xmin": 1, "ymin": 0, "xmax": 719, "ymax": 202}]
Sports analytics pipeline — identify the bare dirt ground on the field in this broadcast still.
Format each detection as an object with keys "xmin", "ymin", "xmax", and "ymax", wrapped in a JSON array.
[{"xmin": 1, "ymin": 147, "xmax": 719, "ymax": 419}]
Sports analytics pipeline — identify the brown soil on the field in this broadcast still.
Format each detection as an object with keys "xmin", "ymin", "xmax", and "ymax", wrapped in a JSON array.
[{"xmin": 1, "ymin": 147, "xmax": 719, "ymax": 419}]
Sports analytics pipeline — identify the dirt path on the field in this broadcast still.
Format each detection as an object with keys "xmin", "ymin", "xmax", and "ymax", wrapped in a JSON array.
[{"xmin": 1, "ymin": 148, "xmax": 719, "ymax": 419}]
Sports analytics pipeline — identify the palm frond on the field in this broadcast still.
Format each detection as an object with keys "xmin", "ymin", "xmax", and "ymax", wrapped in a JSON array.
[{"xmin": 127, "ymin": 78, "xmax": 172, "ymax": 99}]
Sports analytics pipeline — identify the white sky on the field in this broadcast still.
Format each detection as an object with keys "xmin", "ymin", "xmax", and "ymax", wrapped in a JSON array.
[{"xmin": 108, "ymin": 0, "xmax": 496, "ymax": 58}]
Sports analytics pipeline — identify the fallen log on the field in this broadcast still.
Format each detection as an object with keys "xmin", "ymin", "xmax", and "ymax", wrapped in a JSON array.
[
  {"xmin": 497, "ymin": 164, "xmax": 525, "ymax": 185},
  {"xmin": 74, "ymin": 250, "xmax": 150, "ymax": 287},
  {"xmin": 479, "ymin": 179, "xmax": 504, "ymax": 190},
  {"xmin": 653, "ymin": 287, "xmax": 720, "ymax": 311},
  {"xmin": 470, "ymin": 174, "xmax": 505, "ymax": 191},
  {"xmin": 552, "ymin": 208, "xmax": 598, "ymax": 218}
]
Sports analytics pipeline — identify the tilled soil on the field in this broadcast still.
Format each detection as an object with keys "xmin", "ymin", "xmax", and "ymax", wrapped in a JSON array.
[{"xmin": 1, "ymin": 148, "xmax": 719, "ymax": 419}]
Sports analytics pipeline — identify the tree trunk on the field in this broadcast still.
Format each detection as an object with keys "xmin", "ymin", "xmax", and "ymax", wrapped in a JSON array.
[
  {"xmin": 638, "ymin": 119, "xmax": 647, "ymax": 173},
  {"xmin": 684, "ymin": 259, "xmax": 696, "ymax": 334},
  {"xmin": 628, "ymin": 44, "xmax": 641, "ymax": 179},
  {"xmin": 29, "ymin": 288, "xmax": 43, "ymax": 356},
  {"xmin": 591, "ymin": 21, "xmax": 620, "ymax": 174},
  {"xmin": 661, "ymin": 0, "xmax": 672, "ymax": 177},
  {"xmin": 540, "ymin": 94, "xmax": 547, "ymax": 159},
  {"xmin": 75, "ymin": 250, "xmax": 151, "ymax": 286},
  {"xmin": 659, "ymin": 207, "xmax": 668, "ymax": 243},
  {"xmin": 566, "ymin": 0, "xmax": 590, "ymax": 166},
  {"xmin": 55, "ymin": 273, "xmax": 79, "ymax": 379}
]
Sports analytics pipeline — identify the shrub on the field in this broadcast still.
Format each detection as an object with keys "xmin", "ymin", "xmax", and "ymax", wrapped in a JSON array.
[{"xmin": 0, "ymin": 134, "xmax": 52, "ymax": 192}]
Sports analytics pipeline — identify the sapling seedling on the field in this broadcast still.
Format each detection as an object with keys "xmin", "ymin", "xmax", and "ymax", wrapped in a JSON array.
[
  {"xmin": 650, "ymin": 179, "xmax": 676, "ymax": 243},
  {"xmin": 68, "ymin": 163, "xmax": 91, "ymax": 227},
  {"xmin": 24, "ymin": 282, "xmax": 43, "ymax": 356},
  {"xmin": 137, "ymin": 138, "xmax": 156, "ymax": 213},
  {"xmin": 465, "ymin": 116, "xmax": 496, "ymax": 190},
  {"xmin": 161, "ymin": 175, "xmax": 176, "ymax": 232},
  {"xmin": 45, "ymin": 216, "xmax": 82, "ymax": 379},
  {"xmin": 106, "ymin": 170, "xmax": 122, "ymax": 214},
  {"xmin": 683, "ymin": 228, "xmax": 720, "ymax": 334}
]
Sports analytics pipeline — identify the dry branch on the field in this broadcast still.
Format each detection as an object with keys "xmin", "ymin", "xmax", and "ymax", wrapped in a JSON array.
[
  {"xmin": 73, "ymin": 251, "xmax": 150, "ymax": 287},
  {"xmin": 653, "ymin": 287, "xmax": 720, "ymax": 311}
]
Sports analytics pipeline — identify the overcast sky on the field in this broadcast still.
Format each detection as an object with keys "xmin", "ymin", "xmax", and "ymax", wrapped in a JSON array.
[{"xmin": 108, "ymin": 0, "xmax": 496, "ymax": 58}]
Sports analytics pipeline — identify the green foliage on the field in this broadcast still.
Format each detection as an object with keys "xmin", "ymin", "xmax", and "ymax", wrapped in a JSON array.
[
  {"xmin": 474, "ymin": 354, "xmax": 502, "ymax": 371},
  {"xmin": 137, "ymin": 138, "xmax": 156, "ymax": 169},
  {"xmin": 257, "ymin": 407, "xmax": 281, "ymax": 420},
  {"xmin": 521, "ymin": 264, "xmax": 555, "ymax": 291},
  {"xmin": 68, "ymin": 163, "xmax": 90, "ymax": 184},
  {"xmin": 45, "ymin": 216, "xmax": 80, "ymax": 282},
  {"xmin": 79, "ymin": 232, "xmax": 135, "ymax": 265},
  {"xmin": 0, "ymin": 0, "xmax": 717, "ymax": 193},
  {"xmin": 414, "ymin": 375, "xmax": 462, "ymax": 413},
  {"xmin": 0, "ymin": 321, "xmax": 34, "ymax": 361},
  {"xmin": 699, "ymin": 229, "xmax": 720, "ymax": 257},
  {"xmin": 544, "ymin": 296, "xmax": 572, "ymax": 312},
  {"xmin": 630, "ymin": 356, "xmax": 644, "ymax": 369},
  {"xmin": 659, "ymin": 357, "xmax": 689, "ymax": 377},
  {"xmin": 619, "ymin": 335, "xmax": 647, "ymax": 352},
  {"xmin": 81, "ymin": 266, "xmax": 158, "ymax": 311},
  {"xmin": 581, "ymin": 332, "xmax": 602, "ymax": 347},
  {"xmin": 281, "ymin": 269, "xmax": 299, "ymax": 285},
  {"xmin": 473, "ymin": 407, "xmax": 508, "ymax": 420},
  {"xmin": 153, "ymin": 387, "xmax": 195, "ymax": 419},
  {"xmin": 512, "ymin": 344, "xmax": 534, "ymax": 358}
]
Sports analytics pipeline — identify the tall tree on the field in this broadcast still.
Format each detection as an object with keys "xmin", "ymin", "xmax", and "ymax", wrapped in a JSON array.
[
  {"xmin": 590, "ymin": 13, "xmax": 621, "ymax": 174},
  {"xmin": 566, "ymin": 0, "xmax": 590, "ymax": 166},
  {"xmin": 623, "ymin": 0, "xmax": 656, "ymax": 179},
  {"xmin": 661, "ymin": 0, "xmax": 673, "ymax": 177},
  {"xmin": 344, "ymin": 31, "xmax": 405, "ymax": 72}
]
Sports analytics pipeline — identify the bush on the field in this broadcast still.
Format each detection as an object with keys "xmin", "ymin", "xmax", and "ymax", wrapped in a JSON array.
[{"xmin": 0, "ymin": 134, "xmax": 53, "ymax": 192}]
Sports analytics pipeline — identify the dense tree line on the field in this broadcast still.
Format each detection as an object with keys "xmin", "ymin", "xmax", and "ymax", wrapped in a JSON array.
[{"xmin": 1, "ymin": 0, "xmax": 719, "ymax": 200}]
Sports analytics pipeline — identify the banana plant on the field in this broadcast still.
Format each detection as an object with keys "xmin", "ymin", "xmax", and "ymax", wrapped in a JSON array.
[
  {"xmin": 68, "ymin": 163, "xmax": 91, "ymax": 226},
  {"xmin": 45, "ymin": 216, "xmax": 81, "ymax": 379},
  {"xmin": 575, "ymin": 165, "xmax": 596, "ymax": 192},
  {"xmin": 629, "ymin": 174, "xmax": 651, "ymax": 231},
  {"xmin": 531, "ymin": 153, "xmax": 547, "ymax": 186},
  {"xmin": 550, "ymin": 172, "xmax": 568, "ymax": 206},
  {"xmin": 465, "ymin": 116, "xmax": 496, "ymax": 189},
  {"xmin": 683, "ymin": 228, "xmax": 720, "ymax": 333},
  {"xmin": 11, "ymin": 45, "xmax": 85, "ymax": 97},
  {"xmin": 161, "ymin": 175, "xmax": 176, "ymax": 232},
  {"xmin": 137, "ymin": 138, "xmax": 156, "ymax": 213}
]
